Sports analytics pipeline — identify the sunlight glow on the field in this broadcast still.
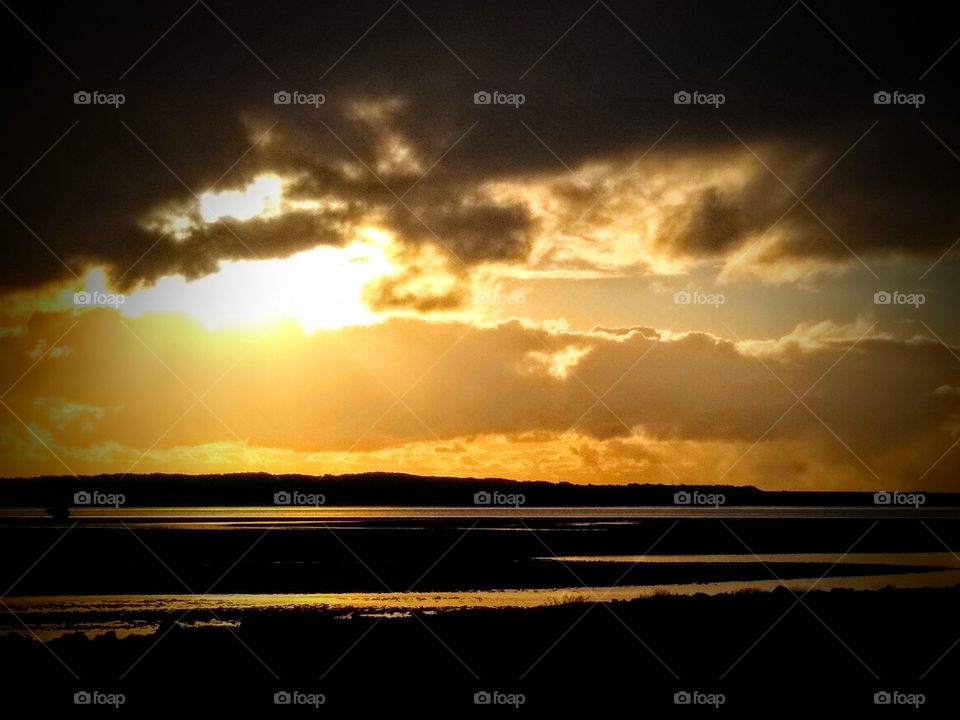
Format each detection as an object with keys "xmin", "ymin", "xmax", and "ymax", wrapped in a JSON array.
[
  {"xmin": 119, "ymin": 229, "xmax": 397, "ymax": 333},
  {"xmin": 199, "ymin": 175, "xmax": 284, "ymax": 223},
  {"xmin": 525, "ymin": 345, "xmax": 591, "ymax": 379}
]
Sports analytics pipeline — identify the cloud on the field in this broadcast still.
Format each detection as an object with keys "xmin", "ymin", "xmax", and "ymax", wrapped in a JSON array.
[
  {"xmin": 360, "ymin": 242, "xmax": 468, "ymax": 313},
  {"xmin": 2, "ymin": 310, "xmax": 960, "ymax": 489},
  {"xmin": 3, "ymin": 0, "xmax": 960, "ymax": 497},
  {"xmin": 3, "ymin": 1, "xmax": 959, "ymax": 296}
]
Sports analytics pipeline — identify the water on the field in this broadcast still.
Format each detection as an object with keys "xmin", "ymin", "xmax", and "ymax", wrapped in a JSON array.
[
  {"xmin": 4, "ymin": 507, "xmax": 959, "ymax": 642},
  {"xmin": 4, "ymin": 552, "xmax": 958, "ymax": 641},
  {"xmin": 4, "ymin": 505, "xmax": 960, "ymax": 522}
]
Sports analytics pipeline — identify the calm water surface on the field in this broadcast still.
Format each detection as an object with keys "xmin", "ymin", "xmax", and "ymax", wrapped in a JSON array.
[{"xmin": 3, "ymin": 507, "xmax": 958, "ymax": 641}]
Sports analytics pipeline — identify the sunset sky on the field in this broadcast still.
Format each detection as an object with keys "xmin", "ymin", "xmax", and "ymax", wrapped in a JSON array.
[{"xmin": 2, "ymin": 0, "xmax": 960, "ymax": 490}]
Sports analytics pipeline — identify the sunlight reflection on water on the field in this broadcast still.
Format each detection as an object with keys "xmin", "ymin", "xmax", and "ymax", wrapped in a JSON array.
[{"xmin": 5, "ymin": 564, "xmax": 959, "ymax": 641}]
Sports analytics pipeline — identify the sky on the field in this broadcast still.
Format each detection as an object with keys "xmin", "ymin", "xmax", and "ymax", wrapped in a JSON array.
[{"xmin": 2, "ymin": 0, "xmax": 960, "ymax": 490}]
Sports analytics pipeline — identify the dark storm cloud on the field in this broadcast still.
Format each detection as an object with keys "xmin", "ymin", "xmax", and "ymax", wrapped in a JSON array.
[
  {"xmin": 2, "ymin": 0, "xmax": 959, "ymax": 291},
  {"xmin": 123, "ymin": 209, "xmax": 361, "ymax": 283},
  {"xmin": 363, "ymin": 270, "xmax": 467, "ymax": 313},
  {"xmin": 386, "ymin": 190, "xmax": 533, "ymax": 264},
  {"xmin": 661, "ymin": 185, "xmax": 750, "ymax": 256}
]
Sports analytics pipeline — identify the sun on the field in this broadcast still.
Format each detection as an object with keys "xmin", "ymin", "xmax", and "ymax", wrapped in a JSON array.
[
  {"xmin": 72, "ymin": 228, "xmax": 398, "ymax": 333},
  {"xmin": 94, "ymin": 175, "xmax": 402, "ymax": 332}
]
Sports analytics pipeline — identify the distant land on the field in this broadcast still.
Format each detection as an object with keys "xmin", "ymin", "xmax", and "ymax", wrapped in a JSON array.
[{"xmin": 0, "ymin": 472, "xmax": 957, "ymax": 507}]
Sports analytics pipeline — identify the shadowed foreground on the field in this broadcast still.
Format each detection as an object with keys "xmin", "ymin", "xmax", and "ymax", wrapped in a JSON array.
[{"xmin": 2, "ymin": 584, "xmax": 956, "ymax": 711}]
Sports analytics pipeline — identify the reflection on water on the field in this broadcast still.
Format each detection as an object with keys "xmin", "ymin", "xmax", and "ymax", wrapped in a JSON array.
[
  {"xmin": 6, "ymin": 571, "xmax": 960, "ymax": 615},
  {"xmin": 0, "ymin": 617, "xmax": 242, "ymax": 641},
  {"xmin": 4, "ymin": 552, "xmax": 960, "ymax": 641},
  {"xmin": 5, "ymin": 505, "xmax": 960, "ymax": 524},
  {"xmin": 540, "ymin": 552, "xmax": 960, "ymax": 567},
  {"xmin": 7, "ymin": 570, "xmax": 959, "ymax": 617},
  {"xmin": 5, "ymin": 502, "xmax": 960, "ymax": 644},
  {"xmin": 1, "ymin": 620, "xmax": 161, "ymax": 642}
]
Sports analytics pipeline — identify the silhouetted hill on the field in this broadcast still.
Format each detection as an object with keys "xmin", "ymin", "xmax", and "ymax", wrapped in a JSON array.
[{"xmin": 0, "ymin": 472, "xmax": 957, "ymax": 507}]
